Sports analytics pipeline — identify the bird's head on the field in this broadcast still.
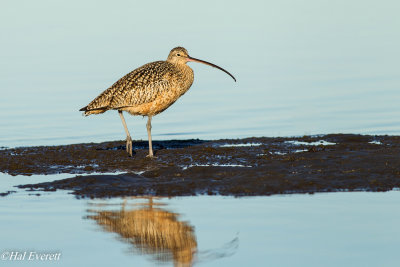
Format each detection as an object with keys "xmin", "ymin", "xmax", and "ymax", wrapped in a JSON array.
[
  {"xmin": 167, "ymin": 47, "xmax": 236, "ymax": 82},
  {"xmin": 167, "ymin": 47, "xmax": 190, "ymax": 64}
]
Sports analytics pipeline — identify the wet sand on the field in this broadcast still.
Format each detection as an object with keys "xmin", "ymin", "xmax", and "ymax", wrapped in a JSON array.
[{"xmin": 1, "ymin": 134, "xmax": 400, "ymax": 197}]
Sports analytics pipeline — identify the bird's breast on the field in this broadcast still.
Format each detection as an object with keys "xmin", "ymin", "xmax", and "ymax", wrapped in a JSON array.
[{"xmin": 162, "ymin": 63, "xmax": 194, "ymax": 103}]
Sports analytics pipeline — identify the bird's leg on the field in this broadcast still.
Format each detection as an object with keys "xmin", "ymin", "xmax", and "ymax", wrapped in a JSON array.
[
  {"xmin": 118, "ymin": 111, "xmax": 133, "ymax": 156},
  {"xmin": 146, "ymin": 115, "xmax": 154, "ymax": 158}
]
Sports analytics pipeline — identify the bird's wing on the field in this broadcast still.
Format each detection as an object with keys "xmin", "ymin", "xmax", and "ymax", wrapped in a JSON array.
[{"xmin": 81, "ymin": 61, "xmax": 176, "ymax": 113}]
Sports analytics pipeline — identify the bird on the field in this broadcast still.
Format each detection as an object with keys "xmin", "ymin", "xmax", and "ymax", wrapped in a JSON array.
[{"xmin": 80, "ymin": 47, "xmax": 236, "ymax": 157}]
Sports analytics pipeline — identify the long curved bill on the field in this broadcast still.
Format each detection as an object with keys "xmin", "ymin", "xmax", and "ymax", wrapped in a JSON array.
[{"xmin": 187, "ymin": 56, "xmax": 236, "ymax": 82}]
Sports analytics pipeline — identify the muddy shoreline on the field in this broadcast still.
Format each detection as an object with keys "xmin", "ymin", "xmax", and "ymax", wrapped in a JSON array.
[{"xmin": 1, "ymin": 134, "xmax": 400, "ymax": 197}]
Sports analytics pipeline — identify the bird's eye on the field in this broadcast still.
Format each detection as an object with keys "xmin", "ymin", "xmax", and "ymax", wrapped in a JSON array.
[{"xmin": 177, "ymin": 53, "xmax": 181, "ymax": 56}]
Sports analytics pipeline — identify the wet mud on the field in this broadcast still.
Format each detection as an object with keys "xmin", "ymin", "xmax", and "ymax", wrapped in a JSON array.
[
  {"xmin": 0, "ymin": 190, "xmax": 16, "ymax": 197},
  {"xmin": 1, "ymin": 134, "xmax": 400, "ymax": 197}
]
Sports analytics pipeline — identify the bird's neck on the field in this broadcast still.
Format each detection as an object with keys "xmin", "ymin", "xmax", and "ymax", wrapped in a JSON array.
[{"xmin": 175, "ymin": 63, "xmax": 194, "ymax": 92}]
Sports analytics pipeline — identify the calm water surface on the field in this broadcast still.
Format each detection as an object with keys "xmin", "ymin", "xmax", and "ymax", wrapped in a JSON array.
[
  {"xmin": 1, "ymin": 173, "xmax": 400, "ymax": 267},
  {"xmin": 0, "ymin": 1, "xmax": 399, "ymax": 147}
]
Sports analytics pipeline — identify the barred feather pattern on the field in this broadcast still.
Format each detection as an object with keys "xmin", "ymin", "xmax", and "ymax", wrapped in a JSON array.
[{"xmin": 81, "ymin": 60, "xmax": 194, "ymax": 116}]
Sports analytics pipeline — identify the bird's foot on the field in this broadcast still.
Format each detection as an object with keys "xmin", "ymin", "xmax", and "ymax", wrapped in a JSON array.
[
  {"xmin": 146, "ymin": 152, "xmax": 156, "ymax": 159},
  {"xmin": 126, "ymin": 137, "xmax": 133, "ymax": 157}
]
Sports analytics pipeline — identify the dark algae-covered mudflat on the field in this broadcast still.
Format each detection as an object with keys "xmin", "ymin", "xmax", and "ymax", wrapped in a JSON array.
[{"xmin": 1, "ymin": 134, "xmax": 400, "ymax": 197}]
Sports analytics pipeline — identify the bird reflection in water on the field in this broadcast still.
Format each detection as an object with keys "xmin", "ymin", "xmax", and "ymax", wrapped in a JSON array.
[{"xmin": 87, "ymin": 197, "xmax": 197, "ymax": 267}]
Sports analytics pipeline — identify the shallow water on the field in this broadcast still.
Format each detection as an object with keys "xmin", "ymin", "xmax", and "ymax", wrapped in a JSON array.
[
  {"xmin": 1, "ymin": 1, "xmax": 399, "ymax": 148},
  {"xmin": 1, "ymin": 173, "xmax": 400, "ymax": 267}
]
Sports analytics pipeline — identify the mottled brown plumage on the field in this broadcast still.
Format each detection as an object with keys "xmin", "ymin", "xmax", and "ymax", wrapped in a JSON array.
[{"xmin": 80, "ymin": 47, "xmax": 236, "ymax": 157}]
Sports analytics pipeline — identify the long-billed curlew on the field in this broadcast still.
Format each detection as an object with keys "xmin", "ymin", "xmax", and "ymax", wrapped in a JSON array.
[{"xmin": 80, "ymin": 47, "xmax": 236, "ymax": 157}]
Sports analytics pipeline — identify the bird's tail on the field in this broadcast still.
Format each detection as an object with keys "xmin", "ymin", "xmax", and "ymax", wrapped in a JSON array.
[
  {"xmin": 80, "ymin": 85, "xmax": 117, "ymax": 116},
  {"xmin": 79, "ymin": 106, "xmax": 107, "ymax": 116}
]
